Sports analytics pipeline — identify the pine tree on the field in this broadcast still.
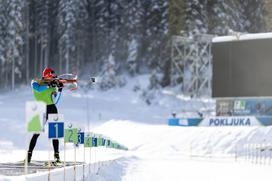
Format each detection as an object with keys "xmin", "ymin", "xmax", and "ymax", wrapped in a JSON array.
[
  {"xmin": 0, "ymin": 0, "xmax": 7, "ymax": 87},
  {"xmin": 26, "ymin": 0, "xmax": 51, "ymax": 76},
  {"xmin": 100, "ymin": 54, "xmax": 125, "ymax": 90},
  {"xmin": 241, "ymin": 0, "xmax": 266, "ymax": 33},
  {"xmin": 208, "ymin": 0, "xmax": 246, "ymax": 35},
  {"xmin": 185, "ymin": 0, "xmax": 209, "ymax": 36},
  {"xmin": 127, "ymin": 39, "xmax": 138, "ymax": 76},
  {"xmin": 123, "ymin": 0, "xmax": 143, "ymax": 75},
  {"xmin": 24, "ymin": 0, "xmax": 30, "ymax": 83},
  {"xmin": 169, "ymin": 0, "xmax": 186, "ymax": 36},
  {"xmin": 92, "ymin": 0, "xmax": 108, "ymax": 68},
  {"xmin": 27, "ymin": 0, "xmax": 51, "ymax": 77},
  {"xmin": 263, "ymin": 0, "xmax": 272, "ymax": 31},
  {"xmin": 163, "ymin": 0, "xmax": 185, "ymax": 88},
  {"xmin": 58, "ymin": 0, "xmax": 78, "ymax": 74},
  {"xmin": 4, "ymin": 0, "xmax": 24, "ymax": 90},
  {"xmin": 136, "ymin": 0, "xmax": 168, "ymax": 73},
  {"xmin": 147, "ymin": 0, "xmax": 168, "ymax": 70},
  {"xmin": 112, "ymin": 0, "xmax": 130, "ymax": 72},
  {"xmin": 136, "ymin": 0, "xmax": 150, "ymax": 71},
  {"xmin": 74, "ymin": 1, "xmax": 88, "ymax": 74}
]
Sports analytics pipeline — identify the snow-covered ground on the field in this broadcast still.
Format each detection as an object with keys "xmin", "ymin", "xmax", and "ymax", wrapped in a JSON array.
[{"xmin": 1, "ymin": 75, "xmax": 272, "ymax": 181}]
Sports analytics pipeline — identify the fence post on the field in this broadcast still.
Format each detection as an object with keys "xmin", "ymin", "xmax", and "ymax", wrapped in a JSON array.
[
  {"xmin": 251, "ymin": 144, "xmax": 254, "ymax": 164},
  {"xmin": 245, "ymin": 144, "xmax": 248, "ymax": 162},
  {"xmin": 247, "ymin": 144, "xmax": 249, "ymax": 163},
  {"xmin": 262, "ymin": 142, "xmax": 266, "ymax": 165},
  {"xmin": 235, "ymin": 145, "xmax": 238, "ymax": 162},
  {"xmin": 256, "ymin": 144, "xmax": 259, "ymax": 165},
  {"xmin": 190, "ymin": 141, "xmax": 192, "ymax": 159},
  {"xmin": 264, "ymin": 142, "xmax": 267, "ymax": 165},
  {"xmin": 248, "ymin": 144, "xmax": 250, "ymax": 163},
  {"xmin": 268, "ymin": 144, "xmax": 272, "ymax": 165},
  {"xmin": 209, "ymin": 141, "xmax": 212, "ymax": 159}
]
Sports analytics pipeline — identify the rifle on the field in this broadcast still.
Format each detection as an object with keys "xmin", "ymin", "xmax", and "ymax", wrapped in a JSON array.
[
  {"xmin": 38, "ymin": 74, "xmax": 96, "ymax": 91},
  {"xmin": 40, "ymin": 74, "xmax": 78, "ymax": 90}
]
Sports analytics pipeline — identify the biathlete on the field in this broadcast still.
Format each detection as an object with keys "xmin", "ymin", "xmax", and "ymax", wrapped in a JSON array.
[{"xmin": 27, "ymin": 67, "xmax": 63, "ymax": 163}]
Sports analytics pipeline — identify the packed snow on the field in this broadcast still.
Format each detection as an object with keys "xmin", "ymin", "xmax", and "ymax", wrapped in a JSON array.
[{"xmin": 0, "ymin": 75, "xmax": 272, "ymax": 181}]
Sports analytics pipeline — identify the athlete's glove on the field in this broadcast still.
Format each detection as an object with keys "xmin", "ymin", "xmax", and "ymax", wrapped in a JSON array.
[
  {"xmin": 58, "ymin": 82, "xmax": 64, "ymax": 88},
  {"xmin": 57, "ymin": 82, "xmax": 63, "ymax": 92},
  {"xmin": 49, "ymin": 80, "xmax": 58, "ymax": 87}
]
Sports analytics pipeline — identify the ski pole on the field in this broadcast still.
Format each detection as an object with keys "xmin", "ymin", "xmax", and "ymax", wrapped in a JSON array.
[
  {"xmin": 83, "ymin": 146, "xmax": 85, "ymax": 181},
  {"xmin": 48, "ymin": 140, "xmax": 51, "ymax": 181},
  {"xmin": 64, "ymin": 142, "xmax": 66, "ymax": 181},
  {"xmin": 74, "ymin": 144, "xmax": 76, "ymax": 181},
  {"xmin": 24, "ymin": 134, "xmax": 28, "ymax": 176}
]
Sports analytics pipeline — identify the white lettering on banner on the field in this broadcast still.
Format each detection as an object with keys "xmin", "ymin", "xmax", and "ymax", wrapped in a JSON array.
[
  {"xmin": 201, "ymin": 116, "xmax": 260, "ymax": 126},
  {"xmin": 179, "ymin": 119, "xmax": 188, "ymax": 126}
]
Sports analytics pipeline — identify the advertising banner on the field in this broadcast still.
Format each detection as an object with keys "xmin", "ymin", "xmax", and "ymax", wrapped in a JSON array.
[
  {"xmin": 216, "ymin": 98, "xmax": 272, "ymax": 116},
  {"xmin": 200, "ymin": 116, "xmax": 259, "ymax": 126},
  {"xmin": 168, "ymin": 116, "xmax": 272, "ymax": 127}
]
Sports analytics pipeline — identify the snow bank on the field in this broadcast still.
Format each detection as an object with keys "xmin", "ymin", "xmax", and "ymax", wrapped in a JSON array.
[
  {"xmin": 93, "ymin": 120, "xmax": 272, "ymax": 157},
  {"xmin": 1, "ymin": 75, "xmax": 272, "ymax": 180},
  {"xmin": 90, "ymin": 120, "xmax": 272, "ymax": 181},
  {"xmin": 2, "ymin": 119, "xmax": 272, "ymax": 180}
]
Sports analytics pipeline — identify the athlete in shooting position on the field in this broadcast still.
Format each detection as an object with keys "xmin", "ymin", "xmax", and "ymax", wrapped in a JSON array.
[{"xmin": 27, "ymin": 67, "xmax": 63, "ymax": 163}]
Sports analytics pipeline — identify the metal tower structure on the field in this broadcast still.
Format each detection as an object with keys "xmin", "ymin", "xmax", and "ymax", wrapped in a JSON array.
[{"xmin": 171, "ymin": 34, "xmax": 213, "ymax": 97}]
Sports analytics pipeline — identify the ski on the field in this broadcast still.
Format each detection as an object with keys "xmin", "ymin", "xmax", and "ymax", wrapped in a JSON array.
[{"xmin": 44, "ymin": 161, "xmax": 64, "ymax": 167}]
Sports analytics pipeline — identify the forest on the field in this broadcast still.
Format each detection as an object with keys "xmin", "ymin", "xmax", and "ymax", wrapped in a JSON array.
[{"xmin": 0, "ymin": 0, "xmax": 268, "ymax": 90}]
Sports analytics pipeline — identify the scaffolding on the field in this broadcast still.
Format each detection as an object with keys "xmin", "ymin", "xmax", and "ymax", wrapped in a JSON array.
[{"xmin": 171, "ymin": 34, "xmax": 213, "ymax": 97}]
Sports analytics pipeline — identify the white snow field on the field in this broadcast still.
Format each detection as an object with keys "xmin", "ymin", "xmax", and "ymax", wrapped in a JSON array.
[{"xmin": 0, "ymin": 75, "xmax": 272, "ymax": 181}]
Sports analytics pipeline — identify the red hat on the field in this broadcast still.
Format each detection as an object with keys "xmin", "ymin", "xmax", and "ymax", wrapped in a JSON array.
[{"xmin": 42, "ymin": 67, "xmax": 56, "ymax": 79}]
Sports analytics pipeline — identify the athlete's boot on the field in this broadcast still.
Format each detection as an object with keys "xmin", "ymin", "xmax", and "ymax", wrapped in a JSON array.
[
  {"xmin": 54, "ymin": 152, "xmax": 61, "ymax": 163},
  {"xmin": 26, "ymin": 151, "xmax": 32, "ymax": 163}
]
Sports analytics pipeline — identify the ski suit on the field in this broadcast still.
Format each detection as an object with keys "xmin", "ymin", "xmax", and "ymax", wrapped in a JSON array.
[{"xmin": 28, "ymin": 79, "xmax": 62, "ymax": 157}]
